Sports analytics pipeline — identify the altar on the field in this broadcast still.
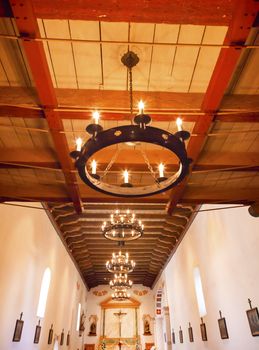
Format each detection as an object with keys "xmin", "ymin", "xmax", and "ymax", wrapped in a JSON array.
[
  {"xmin": 98, "ymin": 297, "xmax": 141, "ymax": 350},
  {"xmin": 99, "ymin": 337, "xmax": 139, "ymax": 350}
]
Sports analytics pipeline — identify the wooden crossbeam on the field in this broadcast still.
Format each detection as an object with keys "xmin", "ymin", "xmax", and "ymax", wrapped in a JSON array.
[
  {"xmin": 9, "ymin": 0, "xmax": 82, "ymax": 213},
  {"xmin": 0, "ymin": 0, "xmax": 234, "ymax": 25}
]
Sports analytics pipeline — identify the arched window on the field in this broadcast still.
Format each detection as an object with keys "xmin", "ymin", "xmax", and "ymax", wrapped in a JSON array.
[
  {"xmin": 53, "ymin": 338, "xmax": 59, "ymax": 350},
  {"xmin": 193, "ymin": 267, "xmax": 207, "ymax": 317},
  {"xmin": 37, "ymin": 267, "xmax": 51, "ymax": 318},
  {"xmin": 76, "ymin": 303, "xmax": 81, "ymax": 331}
]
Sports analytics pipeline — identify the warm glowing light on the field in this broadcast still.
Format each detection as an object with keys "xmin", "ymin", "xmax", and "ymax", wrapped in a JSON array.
[
  {"xmin": 176, "ymin": 117, "xmax": 183, "ymax": 131},
  {"xmin": 76, "ymin": 303, "xmax": 81, "ymax": 331},
  {"xmin": 123, "ymin": 170, "xmax": 129, "ymax": 183},
  {"xmin": 37, "ymin": 268, "xmax": 51, "ymax": 318},
  {"xmin": 138, "ymin": 100, "xmax": 145, "ymax": 114},
  {"xmin": 158, "ymin": 163, "xmax": 164, "ymax": 178},
  {"xmin": 91, "ymin": 159, "xmax": 97, "ymax": 174},
  {"xmin": 92, "ymin": 111, "xmax": 100, "ymax": 124},
  {"xmin": 76, "ymin": 137, "xmax": 83, "ymax": 152}
]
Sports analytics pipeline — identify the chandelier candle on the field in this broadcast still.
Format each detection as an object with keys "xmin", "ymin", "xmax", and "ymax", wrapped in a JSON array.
[
  {"xmin": 91, "ymin": 160, "xmax": 97, "ymax": 175},
  {"xmin": 93, "ymin": 111, "xmax": 100, "ymax": 124},
  {"xmin": 76, "ymin": 138, "xmax": 82, "ymax": 152},
  {"xmin": 176, "ymin": 117, "xmax": 183, "ymax": 132}
]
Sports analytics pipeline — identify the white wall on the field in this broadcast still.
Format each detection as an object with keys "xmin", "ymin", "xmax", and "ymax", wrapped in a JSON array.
[
  {"xmin": 0, "ymin": 203, "xmax": 88, "ymax": 350},
  {"xmin": 84, "ymin": 284, "xmax": 155, "ymax": 348},
  {"xmin": 156, "ymin": 205, "xmax": 259, "ymax": 350}
]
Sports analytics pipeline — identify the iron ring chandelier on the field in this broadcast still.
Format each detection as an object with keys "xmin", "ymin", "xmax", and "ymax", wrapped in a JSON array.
[
  {"xmin": 71, "ymin": 123, "xmax": 191, "ymax": 198},
  {"xmin": 102, "ymin": 209, "xmax": 144, "ymax": 242},
  {"xmin": 109, "ymin": 273, "xmax": 133, "ymax": 290},
  {"xmin": 70, "ymin": 50, "xmax": 192, "ymax": 198},
  {"xmin": 106, "ymin": 252, "xmax": 136, "ymax": 274},
  {"xmin": 112, "ymin": 289, "xmax": 131, "ymax": 301}
]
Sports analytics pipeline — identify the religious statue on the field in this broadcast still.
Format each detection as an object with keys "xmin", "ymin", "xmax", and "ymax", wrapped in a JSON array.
[
  {"xmin": 79, "ymin": 312, "xmax": 86, "ymax": 337},
  {"xmin": 89, "ymin": 321, "xmax": 97, "ymax": 336},
  {"xmin": 143, "ymin": 319, "xmax": 151, "ymax": 335},
  {"xmin": 88, "ymin": 315, "xmax": 98, "ymax": 336}
]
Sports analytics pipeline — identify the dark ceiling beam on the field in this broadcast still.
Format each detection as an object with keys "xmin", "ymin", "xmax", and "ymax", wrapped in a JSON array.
[
  {"xmin": 1, "ymin": 149, "xmax": 259, "ymax": 172},
  {"xmin": 0, "ymin": 0, "xmax": 234, "ymax": 25},
  {"xmin": 9, "ymin": 0, "xmax": 82, "ymax": 214},
  {"xmin": 1, "ymin": 87, "xmax": 259, "ymax": 114},
  {"xmin": 1, "ymin": 182, "xmax": 259, "ymax": 204},
  {"xmin": 167, "ymin": 0, "xmax": 259, "ymax": 215},
  {"xmin": 182, "ymin": 186, "xmax": 259, "ymax": 204}
]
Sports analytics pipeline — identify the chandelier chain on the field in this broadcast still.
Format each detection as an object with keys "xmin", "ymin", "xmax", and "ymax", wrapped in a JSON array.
[
  {"xmin": 128, "ymin": 67, "xmax": 133, "ymax": 117},
  {"xmin": 100, "ymin": 145, "xmax": 120, "ymax": 179},
  {"xmin": 139, "ymin": 146, "xmax": 160, "ymax": 185}
]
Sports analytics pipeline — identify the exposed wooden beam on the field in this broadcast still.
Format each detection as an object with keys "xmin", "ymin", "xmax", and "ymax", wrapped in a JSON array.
[
  {"xmin": 0, "ymin": 183, "xmax": 168, "ymax": 203},
  {"xmin": 3, "ymin": 150, "xmax": 255, "ymax": 171},
  {"xmin": 1, "ymin": 87, "xmax": 259, "ymax": 120},
  {"xmin": 0, "ymin": 0, "xmax": 234, "ymax": 25},
  {"xmin": 9, "ymin": 0, "xmax": 82, "ymax": 213},
  {"xmin": 182, "ymin": 186, "xmax": 259, "ymax": 204},
  {"xmin": 167, "ymin": 0, "xmax": 259, "ymax": 215}
]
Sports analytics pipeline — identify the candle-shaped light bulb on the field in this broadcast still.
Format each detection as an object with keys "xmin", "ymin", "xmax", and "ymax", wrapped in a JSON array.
[
  {"xmin": 123, "ymin": 170, "xmax": 129, "ymax": 184},
  {"xmin": 76, "ymin": 137, "xmax": 83, "ymax": 152},
  {"xmin": 92, "ymin": 111, "xmax": 100, "ymax": 124},
  {"xmin": 138, "ymin": 100, "xmax": 145, "ymax": 115},
  {"xmin": 176, "ymin": 117, "xmax": 183, "ymax": 131},
  {"xmin": 126, "ymin": 252, "xmax": 129, "ymax": 258},
  {"xmin": 158, "ymin": 163, "xmax": 164, "ymax": 178},
  {"xmin": 91, "ymin": 159, "xmax": 97, "ymax": 174}
]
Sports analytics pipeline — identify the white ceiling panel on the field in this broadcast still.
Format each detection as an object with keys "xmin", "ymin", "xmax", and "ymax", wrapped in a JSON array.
[
  {"xmin": 70, "ymin": 20, "xmax": 100, "ymax": 40},
  {"xmin": 101, "ymin": 22, "xmax": 128, "ymax": 41},
  {"xmin": 130, "ymin": 23, "xmax": 155, "ymax": 42},
  {"xmin": 154, "ymin": 24, "xmax": 180, "ymax": 43},
  {"xmin": 102, "ymin": 43, "xmax": 128, "ymax": 90},
  {"xmin": 42, "ymin": 19, "xmax": 77, "ymax": 88}
]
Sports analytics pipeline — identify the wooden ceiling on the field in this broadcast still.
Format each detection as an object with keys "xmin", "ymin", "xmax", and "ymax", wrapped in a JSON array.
[{"xmin": 0, "ymin": 0, "xmax": 258, "ymax": 288}]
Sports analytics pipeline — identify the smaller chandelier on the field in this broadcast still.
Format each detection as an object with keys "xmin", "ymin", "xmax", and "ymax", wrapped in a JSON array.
[
  {"xmin": 102, "ymin": 209, "xmax": 144, "ymax": 243},
  {"xmin": 109, "ymin": 273, "xmax": 133, "ymax": 290},
  {"xmin": 106, "ymin": 251, "xmax": 136, "ymax": 274},
  {"xmin": 112, "ymin": 288, "xmax": 131, "ymax": 301}
]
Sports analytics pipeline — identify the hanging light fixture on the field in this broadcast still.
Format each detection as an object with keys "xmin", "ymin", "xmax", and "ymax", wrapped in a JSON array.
[
  {"xmin": 70, "ymin": 51, "xmax": 192, "ymax": 198},
  {"xmin": 102, "ymin": 209, "xmax": 144, "ymax": 243},
  {"xmin": 112, "ymin": 288, "xmax": 131, "ymax": 301},
  {"xmin": 106, "ymin": 251, "xmax": 135, "ymax": 274},
  {"xmin": 109, "ymin": 273, "xmax": 133, "ymax": 290}
]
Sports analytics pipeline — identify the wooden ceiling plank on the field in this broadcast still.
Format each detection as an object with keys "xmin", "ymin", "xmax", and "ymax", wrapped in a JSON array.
[
  {"xmin": 9, "ymin": 0, "xmax": 82, "ymax": 213},
  {"xmin": 167, "ymin": 0, "xmax": 259, "ymax": 215}
]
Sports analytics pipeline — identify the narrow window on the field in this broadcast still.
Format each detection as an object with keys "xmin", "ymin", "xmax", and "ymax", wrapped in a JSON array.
[
  {"xmin": 193, "ymin": 267, "xmax": 207, "ymax": 317},
  {"xmin": 37, "ymin": 268, "xmax": 51, "ymax": 318},
  {"xmin": 76, "ymin": 303, "xmax": 81, "ymax": 331},
  {"xmin": 53, "ymin": 339, "xmax": 59, "ymax": 350}
]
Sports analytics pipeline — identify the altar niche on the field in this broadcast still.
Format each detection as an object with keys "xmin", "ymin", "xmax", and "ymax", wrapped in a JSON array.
[{"xmin": 99, "ymin": 297, "xmax": 140, "ymax": 349}]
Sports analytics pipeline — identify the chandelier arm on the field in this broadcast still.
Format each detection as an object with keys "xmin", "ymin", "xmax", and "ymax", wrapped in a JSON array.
[{"xmin": 129, "ymin": 66, "xmax": 133, "ymax": 117}]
